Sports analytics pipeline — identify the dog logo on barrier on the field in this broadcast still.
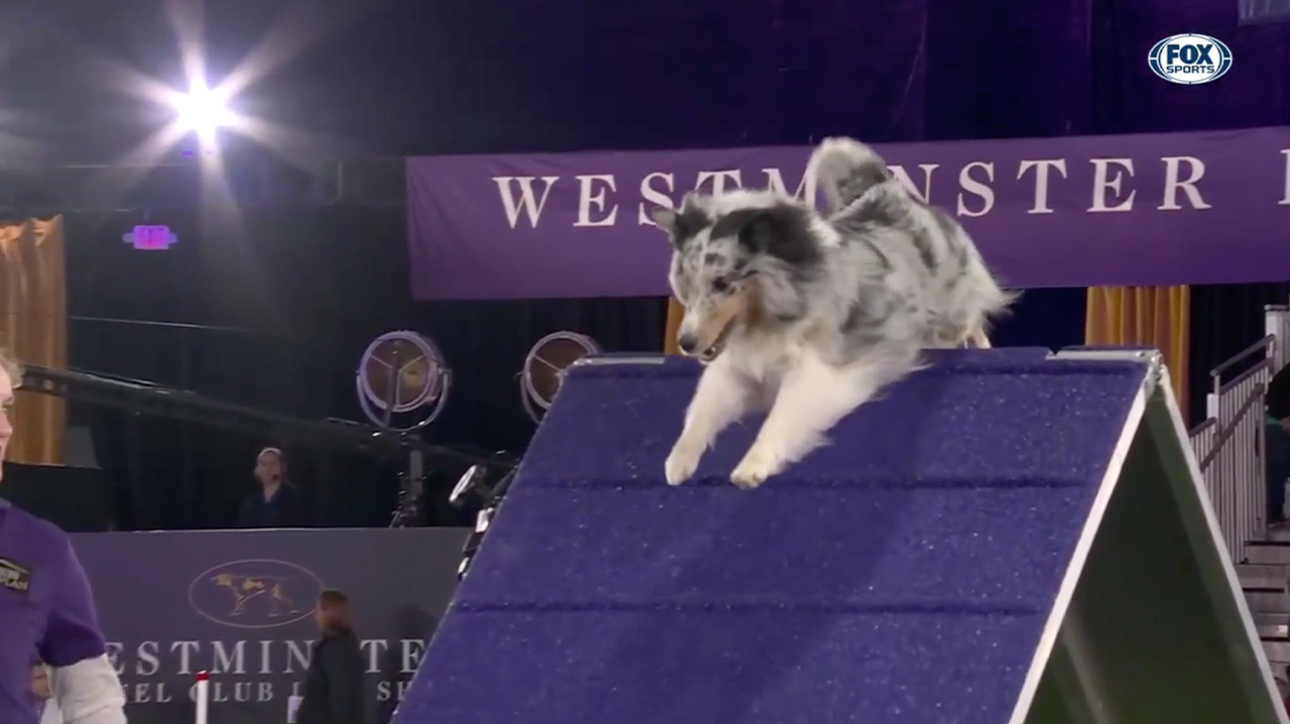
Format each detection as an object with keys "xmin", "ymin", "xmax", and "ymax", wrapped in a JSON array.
[
  {"xmin": 188, "ymin": 559, "xmax": 324, "ymax": 629},
  {"xmin": 1148, "ymin": 34, "xmax": 1233, "ymax": 85}
]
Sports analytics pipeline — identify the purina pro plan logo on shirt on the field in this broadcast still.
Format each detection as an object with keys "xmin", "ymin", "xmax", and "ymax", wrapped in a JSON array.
[{"xmin": 0, "ymin": 557, "xmax": 31, "ymax": 593}]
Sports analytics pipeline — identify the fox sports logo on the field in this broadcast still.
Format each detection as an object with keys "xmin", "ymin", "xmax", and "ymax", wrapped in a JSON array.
[{"xmin": 1148, "ymin": 34, "xmax": 1233, "ymax": 85}]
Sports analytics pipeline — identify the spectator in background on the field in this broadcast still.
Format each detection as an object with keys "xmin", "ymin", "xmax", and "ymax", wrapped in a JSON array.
[
  {"xmin": 1267, "ymin": 363, "xmax": 1290, "ymax": 525},
  {"xmin": 298, "ymin": 589, "xmax": 364, "ymax": 724},
  {"xmin": 237, "ymin": 447, "xmax": 308, "ymax": 528},
  {"xmin": 0, "ymin": 349, "xmax": 127, "ymax": 724}
]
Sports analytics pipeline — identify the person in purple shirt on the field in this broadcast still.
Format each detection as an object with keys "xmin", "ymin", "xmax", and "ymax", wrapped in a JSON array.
[{"xmin": 0, "ymin": 351, "xmax": 127, "ymax": 724}]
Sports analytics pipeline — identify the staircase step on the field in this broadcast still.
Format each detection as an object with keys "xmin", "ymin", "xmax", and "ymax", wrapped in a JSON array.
[
  {"xmin": 1258, "ymin": 624, "xmax": 1288, "ymax": 638},
  {"xmin": 1246, "ymin": 590, "xmax": 1290, "ymax": 614},
  {"xmin": 1239, "ymin": 563, "xmax": 1290, "ymax": 580},
  {"xmin": 1245, "ymin": 541, "xmax": 1290, "ymax": 566},
  {"xmin": 1256, "ymin": 611, "xmax": 1288, "ymax": 628},
  {"xmin": 1266, "ymin": 639, "xmax": 1290, "ymax": 667},
  {"xmin": 1240, "ymin": 569, "xmax": 1289, "ymax": 591}
]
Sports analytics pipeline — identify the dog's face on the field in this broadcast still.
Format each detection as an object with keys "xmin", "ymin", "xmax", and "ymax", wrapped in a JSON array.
[
  {"xmin": 652, "ymin": 196, "xmax": 758, "ymax": 362},
  {"xmin": 652, "ymin": 192, "xmax": 818, "ymax": 362}
]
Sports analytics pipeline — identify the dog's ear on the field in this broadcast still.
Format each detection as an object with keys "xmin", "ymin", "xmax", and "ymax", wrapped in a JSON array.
[
  {"xmin": 715, "ymin": 205, "xmax": 820, "ymax": 267},
  {"xmin": 651, "ymin": 207, "xmax": 678, "ymax": 237},
  {"xmin": 653, "ymin": 194, "xmax": 709, "ymax": 247}
]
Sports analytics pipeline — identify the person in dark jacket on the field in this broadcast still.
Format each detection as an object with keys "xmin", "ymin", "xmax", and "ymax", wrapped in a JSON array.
[
  {"xmin": 237, "ymin": 447, "xmax": 309, "ymax": 528},
  {"xmin": 1267, "ymin": 363, "xmax": 1290, "ymax": 524},
  {"xmin": 297, "ymin": 589, "xmax": 364, "ymax": 724}
]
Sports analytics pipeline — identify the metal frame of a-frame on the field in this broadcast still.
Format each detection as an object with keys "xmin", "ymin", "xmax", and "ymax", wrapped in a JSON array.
[{"xmin": 1014, "ymin": 348, "xmax": 1288, "ymax": 724}]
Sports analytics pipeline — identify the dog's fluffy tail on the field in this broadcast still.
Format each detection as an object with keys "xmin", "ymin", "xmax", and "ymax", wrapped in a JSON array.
[{"xmin": 806, "ymin": 137, "xmax": 891, "ymax": 215}]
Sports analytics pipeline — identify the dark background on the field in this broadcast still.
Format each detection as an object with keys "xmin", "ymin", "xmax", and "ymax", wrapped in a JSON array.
[{"xmin": 0, "ymin": 0, "xmax": 1286, "ymax": 529}]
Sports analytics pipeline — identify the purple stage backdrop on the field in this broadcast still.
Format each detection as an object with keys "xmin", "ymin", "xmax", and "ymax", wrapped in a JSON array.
[
  {"xmin": 71, "ymin": 528, "xmax": 467, "ymax": 724},
  {"xmin": 407, "ymin": 127, "xmax": 1290, "ymax": 300}
]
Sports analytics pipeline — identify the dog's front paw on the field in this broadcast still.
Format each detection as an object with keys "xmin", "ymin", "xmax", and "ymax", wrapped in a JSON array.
[
  {"xmin": 664, "ymin": 440, "xmax": 703, "ymax": 486},
  {"xmin": 730, "ymin": 446, "xmax": 783, "ymax": 489}
]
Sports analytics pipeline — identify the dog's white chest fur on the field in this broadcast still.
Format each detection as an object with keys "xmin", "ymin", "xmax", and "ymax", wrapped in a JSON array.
[
  {"xmin": 723, "ymin": 333, "xmax": 799, "ymax": 388},
  {"xmin": 668, "ymin": 338, "xmax": 892, "ymax": 488}
]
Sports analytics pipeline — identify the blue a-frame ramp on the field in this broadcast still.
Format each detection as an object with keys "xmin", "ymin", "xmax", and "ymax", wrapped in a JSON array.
[{"xmin": 396, "ymin": 348, "xmax": 1287, "ymax": 724}]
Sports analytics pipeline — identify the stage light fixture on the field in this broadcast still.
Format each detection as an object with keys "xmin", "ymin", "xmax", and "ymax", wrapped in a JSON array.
[
  {"xmin": 172, "ymin": 82, "xmax": 233, "ymax": 136},
  {"xmin": 520, "ymin": 331, "xmax": 602, "ymax": 423}
]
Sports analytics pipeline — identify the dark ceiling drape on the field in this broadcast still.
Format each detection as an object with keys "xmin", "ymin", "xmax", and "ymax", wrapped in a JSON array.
[
  {"xmin": 61, "ymin": 0, "xmax": 1290, "ymax": 529},
  {"xmin": 65, "ymin": 203, "xmax": 668, "ymax": 530}
]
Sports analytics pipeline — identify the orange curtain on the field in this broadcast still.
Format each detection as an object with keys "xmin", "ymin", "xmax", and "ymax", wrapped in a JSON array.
[
  {"xmin": 0, "ymin": 216, "xmax": 67, "ymax": 464},
  {"xmin": 664, "ymin": 298, "xmax": 684, "ymax": 354},
  {"xmin": 1085, "ymin": 286, "xmax": 1190, "ymax": 414}
]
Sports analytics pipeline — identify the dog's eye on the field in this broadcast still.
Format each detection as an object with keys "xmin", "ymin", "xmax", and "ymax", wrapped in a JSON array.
[{"xmin": 711, "ymin": 278, "xmax": 730, "ymax": 292}]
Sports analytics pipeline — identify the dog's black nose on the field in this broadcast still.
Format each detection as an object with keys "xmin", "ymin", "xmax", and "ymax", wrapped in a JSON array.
[{"xmin": 677, "ymin": 333, "xmax": 699, "ymax": 356}]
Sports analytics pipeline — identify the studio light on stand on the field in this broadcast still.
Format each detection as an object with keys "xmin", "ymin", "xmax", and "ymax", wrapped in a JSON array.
[
  {"xmin": 520, "ymin": 331, "xmax": 601, "ymax": 423},
  {"xmin": 453, "ymin": 466, "xmax": 517, "ymax": 580},
  {"xmin": 353, "ymin": 330, "xmax": 451, "ymax": 528}
]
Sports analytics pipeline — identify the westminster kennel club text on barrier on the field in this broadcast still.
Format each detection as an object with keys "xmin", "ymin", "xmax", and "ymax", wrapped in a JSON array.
[
  {"xmin": 490, "ymin": 149, "xmax": 1290, "ymax": 230},
  {"xmin": 104, "ymin": 637, "xmax": 427, "ymax": 705}
]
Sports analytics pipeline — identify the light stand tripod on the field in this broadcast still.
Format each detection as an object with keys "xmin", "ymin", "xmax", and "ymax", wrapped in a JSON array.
[
  {"xmin": 378, "ymin": 345, "xmax": 426, "ymax": 529},
  {"xmin": 389, "ymin": 448, "xmax": 425, "ymax": 528}
]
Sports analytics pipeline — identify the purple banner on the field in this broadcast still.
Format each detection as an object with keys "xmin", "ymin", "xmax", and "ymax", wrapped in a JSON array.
[
  {"xmin": 407, "ymin": 127, "xmax": 1290, "ymax": 300},
  {"xmin": 72, "ymin": 528, "xmax": 467, "ymax": 724}
]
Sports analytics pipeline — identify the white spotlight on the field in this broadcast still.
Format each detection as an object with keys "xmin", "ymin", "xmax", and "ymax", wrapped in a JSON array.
[{"xmin": 172, "ymin": 82, "xmax": 232, "ymax": 136}]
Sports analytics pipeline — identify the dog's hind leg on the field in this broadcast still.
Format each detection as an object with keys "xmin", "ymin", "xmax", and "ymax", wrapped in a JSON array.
[
  {"xmin": 730, "ymin": 351, "xmax": 910, "ymax": 488},
  {"xmin": 665, "ymin": 361, "xmax": 756, "ymax": 485}
]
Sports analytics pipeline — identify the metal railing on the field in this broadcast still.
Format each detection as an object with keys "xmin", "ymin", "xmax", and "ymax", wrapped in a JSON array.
[
  {"xmin": 1188, "ymin": 317, "xmax": 1280, "ymax": 562},
  {"xmin": 1190, "ymin": 415, "xmax": 1218, "ymax": 500}
]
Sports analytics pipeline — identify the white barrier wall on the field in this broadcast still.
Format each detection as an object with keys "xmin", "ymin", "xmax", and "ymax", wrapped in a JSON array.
[{"xmin": 1269, "ymin": 304, "xmax": 1290, "ymax": 372}]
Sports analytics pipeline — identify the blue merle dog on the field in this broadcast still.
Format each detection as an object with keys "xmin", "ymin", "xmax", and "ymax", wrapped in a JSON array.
[{"xmin": 650, "ymin": 137, "xmax": 1015, "ymax": 488}]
